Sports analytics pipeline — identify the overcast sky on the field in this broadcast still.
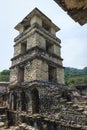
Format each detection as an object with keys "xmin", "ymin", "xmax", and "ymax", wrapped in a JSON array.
[{"xmin": 0, "ymin": 0, "xmax": 87, "ymax": 71}]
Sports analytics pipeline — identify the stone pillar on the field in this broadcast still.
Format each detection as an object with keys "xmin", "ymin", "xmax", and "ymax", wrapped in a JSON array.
[
  {"xmin": 18, "ymin": 92, "xmax": 22, "ymax": 111},
  {"xmin": 25, "ymin": 91, "xmax": 29, "ymax": 112},
  {"xmin": 16, "ymin": 92, "xmax": 19, "ymax": 111},
  {"xmin": 11, "ymin": 94, "xmax": 14, "ymax": 110},
  {"xmin": 9, "ymin": 93, "xmax": 12, "ymax": 109},
  {"xmin": 28, "ymin": 92, "xmax": 32, "ymax": 113}
]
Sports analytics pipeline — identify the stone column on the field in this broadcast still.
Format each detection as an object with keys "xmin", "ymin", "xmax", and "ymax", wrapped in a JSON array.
[
  {"xmin": 25, "ymin": 91, "xmax": 29, "ymax": 112},
  {"xmin": 18, "ymin": 92, "xmax": 22, "ymax": 111},
  {"xmin": 16, "ymin": 92, "xmax": 19, "ymax": 111},
  {"xmin": 28, "ymin": 92, "xmax": 32, "ymax": 113},
  {"xmin": 11, "ymin": 93, "xmax": 14, "ymax": 110},
  {"xmin": 9, "ymin": 92, "xmax": 12, "ymax": 109}
]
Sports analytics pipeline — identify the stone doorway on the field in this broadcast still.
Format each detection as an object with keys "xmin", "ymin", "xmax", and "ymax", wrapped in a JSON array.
[
  {"xmin": 21, "ymin": 91, "xmax": 27, "ymax": 111},
  {"xmin": 31, "ymin": 88, "xmax": 39, "ymax": 114},
  {"xmin": 13, "ymin": 93, "xmax": 17, "ymax": 111}
]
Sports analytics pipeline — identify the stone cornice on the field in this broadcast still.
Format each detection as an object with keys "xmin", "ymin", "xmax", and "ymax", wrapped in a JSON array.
[
  {"xmin": 14, "ymin": 23, "xmax": 61, "ymax": 46},
  {"xmin": 9, "ymin": 80, "xmax": 65, "ymax": 90},
  {"xmin": 10, "ymin": 46, "xmax": 63, "ymax": 69},
  {"xmin": 11, "ymin": 46, "xmax": 63, "ymax": 61},
  {"xmin": 15, "ymin": 8, "xmax": 60, "ymax": 32},
  {"xmin": 10, "ymin": 55, "xmax": 64, "ymax": 70}
]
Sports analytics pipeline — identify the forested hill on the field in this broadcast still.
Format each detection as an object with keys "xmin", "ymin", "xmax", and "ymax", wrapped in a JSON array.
[
  {"xmin": 0, "ymin": 67, "xmax": 87, "ymax": 87},
  {"xmin": 65, "ymin": 67, "xmax": 87, "ymax": 87},
  {"xmin": 65, "ymin": 67, "xmax": 87, "ymax": 77}
]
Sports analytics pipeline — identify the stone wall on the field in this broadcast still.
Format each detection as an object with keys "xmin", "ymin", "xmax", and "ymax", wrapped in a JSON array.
[
  {"xmin": 65, "ymin": 0, "xmax": 87, "ymax": 9},
  {"xmin": 20, "ymin": 115, "xmax": 83, "ymax": 130},
  {"xmin": 24, "ymin": 60, "xmax": 37, "ymax": 82},
  {"xmin": 0, "ymin": 82, "xmax": 9, "ymax": 93},
  {"xmin": 10, "ymin": 56, "xmax": 64, "ymax": 85},
  {"xmin": 54, "ymin": 0, "xmax": 87, "ymax": 25},
  {"xmin": 25, "ymin": 59, "xmax": 48, "ymax": 82},
  {"xmin": 27, "ymin": 33, "xmax": 37, "ymax": 50},
  {"xmin": 57, "ymin": 68, "xmax": 65, "ymax": 84},
  {"xmin": 14, "ymin": 44, "xmax": 21, "ymax": 57},
  {"xmin": 10, "ymin": 67, "xmax": 18, "ymax": 85}
]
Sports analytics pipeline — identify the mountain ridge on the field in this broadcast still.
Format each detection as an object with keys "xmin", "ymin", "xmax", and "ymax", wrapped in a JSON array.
[{"xmin": 65, "ymin": 66, "xmax": 87, "ymax": 87}]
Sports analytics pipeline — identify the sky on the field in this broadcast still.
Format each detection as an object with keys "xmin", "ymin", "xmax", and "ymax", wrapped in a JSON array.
[{"xmin": 0, "ymin": 0, "xmax": 87, "ymax": 71}]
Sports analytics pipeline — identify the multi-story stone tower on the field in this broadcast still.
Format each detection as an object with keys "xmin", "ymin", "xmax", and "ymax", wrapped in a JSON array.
[
  {"xmin": 1, "ymin": 8, "xmax": 87, "ymax": 130},
  {"xmin": 9, "ymin": 8, "xmax": 65, "ymax": 114}
]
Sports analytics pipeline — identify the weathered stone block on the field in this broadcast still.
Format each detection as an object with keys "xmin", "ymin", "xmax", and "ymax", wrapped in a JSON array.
[{"xmin": 14, "ymin": 43, "xmax": 21, "ymax": 57}]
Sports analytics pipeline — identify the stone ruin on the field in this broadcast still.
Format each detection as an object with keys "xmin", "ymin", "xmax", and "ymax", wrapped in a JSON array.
[
  {"xmin": 54, "ymin": 0, "xmax": 87, "ymax": 25},
  {"xmin": 0, "ymin": 8, "xmax": 87, "ymax": 130}
]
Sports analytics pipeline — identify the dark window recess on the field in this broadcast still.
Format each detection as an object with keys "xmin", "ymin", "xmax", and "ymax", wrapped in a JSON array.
[
  {"xmin": 18, "ymin": 67, "xmax": 24, "ymax": 82},
  {"xmin": 13, "ymin": 93, "xmax": 17, "ymax": 111},
  {"xmin": 42, "ymin": 22, "xmax": 50, "ymax": 32},
  {"xmin": 21, "ymin": 42, "xmax": 27, "ymax": 54},
  {"xmin": 21, "ymin": 91, "xmax": 28, "ymax": 111},
  {"xmin": 46, "ymin": 41, "xmax": 53, "ymax": 53},
  {"xmin": 31, "ymin": 88, "xmax": 39, "ymax": 114},
  {"xmin": 48, "ymin": 65, "xmax": 57, "ymax": 82},
  {"xmin": 24, "ymin": 24, "xmax": 30, "ymax": 31}
]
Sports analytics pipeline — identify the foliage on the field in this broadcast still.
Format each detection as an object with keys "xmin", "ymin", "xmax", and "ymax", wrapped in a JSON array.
[
  {"xmin": 65, "ymin": 67, "xmax": 87, "ymax": 88},
  {"xmin": 0, "ymin": 70, "xmax": 10, "ymax": 82}
]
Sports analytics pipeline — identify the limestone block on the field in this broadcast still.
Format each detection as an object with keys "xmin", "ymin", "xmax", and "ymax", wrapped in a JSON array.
[
  {"xmin": 10, "ymin": 67, "xmax": 18, "ymax": 85},
  {"xmin": 50, "ymin": 27, "xmax": 56, "ymax": 35},
  {"xmin": 36, "ymin": 60, "xmax": 48, "ymax": 72},
  {"xmin": 65, "ymin": 0, "xmax": 87, "ymax": 9},
  {"xmin": 36, "ymin": 60, "xmax": 48, "ymax": 81},
  {"xmin": 27, "ymin": 34, "xmax": 37, "ymax": 49},
  {"xmin": 53, "ymin": 44, "xmax": 60, "ymax": 56},
  {"xmin": 57, "ymin": 68, "xmax": 65, "ymax": 84},
  {"xmin": 36, "ymin": 33, "xmax": 46, "ymax": 50},
  {"xmin": 0, "ymin": 122, "xmax": 4, "ymax": 128},
  {"xmin": 24, "ymin": 60, "xmax": 36, "ymax": 82},
  {"xmin": 24, "ymin": 59, "xmax": 48, "ymax": 82},
  {"xmin": 19, "ymin": 26, "xmax": 24, "ymax": 34},
  {"xmin": 30, "ymin": 15, "xmax": 42, "ymax": 26},
  {"xmin": 36, "ymin": 69, "xmax": 48, "ymax": 81},
  {"xmin": 14, "ymin": 43, "xmax": 21, "ymax": 57}
]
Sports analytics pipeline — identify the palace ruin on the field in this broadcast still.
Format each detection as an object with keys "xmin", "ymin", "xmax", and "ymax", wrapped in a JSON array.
[
  {"xmin": 54, "ymin": 0, "xmax": 87, "ymax": 25},
  {"xmin": 0, "ymin": 8, "xmax": 87, "ymax": 130}
]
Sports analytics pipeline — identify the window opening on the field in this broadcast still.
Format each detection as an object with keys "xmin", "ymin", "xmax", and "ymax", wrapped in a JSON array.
[
  {"xmin": 24, "ymin": 24, "xmax": 30, "ymax": 31},
  {"xmin": 48, "ymin": 65, "xmax": 57, "ymax": 82},
  {"xmin": 46, "ymin": 41, "xmax": 53, "ymax": 53},
  {"xmin": 21, "ymin": 91, "xmax": 27, "ymax": 111},
  {"xmin": 42, "ymin": 22, "xmax": 50, "ymax": 32},
  {"xmin": 21, "ymin": 42, "xmax": 27, "ymax": 54},
  {"xmin": 13, "ymin": 93, "xmax": 17, "ymax": 111}
]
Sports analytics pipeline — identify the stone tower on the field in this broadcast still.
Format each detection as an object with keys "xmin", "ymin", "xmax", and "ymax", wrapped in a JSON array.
[{"xmin": 9, "ymin": 8, "xmax": 65, "ymax": 114}]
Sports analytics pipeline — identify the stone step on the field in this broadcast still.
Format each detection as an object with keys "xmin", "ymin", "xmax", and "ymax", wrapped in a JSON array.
[
  {"xmin": 60, "ymin": 99, "xmax": 67, "ymax": 103},
  {"xmin": 54, "ymin": 95, "xmax": 61, "ymax": 98},
  {"xmin": 66, "ymin": 102, "xmax": 73, "ymax": 105},
  {"xmin": 72, "ymin": 104, "xmax": 79, "ymax": 109},
  {"xmin": 77, "ymin": 108, "xmax": 84, "ymax": 112},
  {"xmin": 0, "ymin": 122, "xmax": 5, "ymax": 128}
]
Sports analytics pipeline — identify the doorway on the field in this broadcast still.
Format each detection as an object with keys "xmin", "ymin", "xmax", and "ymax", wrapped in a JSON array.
[{"xmin": 31, "ymin": 88, "xmax": 39, "ymax": 114}]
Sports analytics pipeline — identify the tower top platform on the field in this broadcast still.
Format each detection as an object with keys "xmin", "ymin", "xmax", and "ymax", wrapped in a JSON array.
[{"xmin": 15, "ymin": 8, "xmax": 60, "ymax": 32}]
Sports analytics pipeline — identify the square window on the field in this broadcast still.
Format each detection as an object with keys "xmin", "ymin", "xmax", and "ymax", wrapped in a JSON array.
[{"xmin": 21, "ymin": 42, "xmax": 27, "ymax": 54}]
